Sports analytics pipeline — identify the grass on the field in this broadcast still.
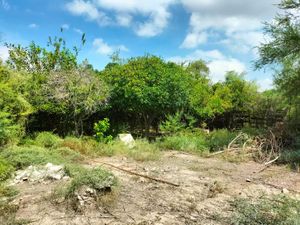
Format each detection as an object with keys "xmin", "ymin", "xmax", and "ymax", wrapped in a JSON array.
[
  {"xmin": 207, "ymin": 129, "xmax": 238, "ymax": 152},
  {"xmin": 59, "ymin": 136, "xmax": 100, "ymax": 156},
  {"xmin": 157, "ymin": 131, "xmax": 209, "ymax": 155},
  {"xmin": 94, "ymin": 139, "xmax": 161, "ymax": 161},
  {"xmin": 0, "ymin": 146, "xmax": 83, "ymax": 170},
  {"xmin": 0, "ymin": 157, "xmax": 14, "ymax": 182},
  {"xmin": 277, "ymin": 149, "xmax": 300, "ymax": 171},
  {"xmin": 227, "ymin": 195, "xmax": 300, "ymax": 225},
  {"xmin": 33, "ymin": 132, "xmax": 62, "ymax": 148}
]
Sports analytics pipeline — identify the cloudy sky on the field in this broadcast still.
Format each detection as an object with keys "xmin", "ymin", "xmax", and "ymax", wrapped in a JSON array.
[{"xmin": 0, "ymin": 0, "xmax": 280, "ymax": 90}]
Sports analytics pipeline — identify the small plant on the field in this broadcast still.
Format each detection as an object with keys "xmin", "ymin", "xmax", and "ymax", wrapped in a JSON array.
[
  {"xmin": 158, "ymin": 131, "xmax": 209, "ymax": 154},
  {"xmin": 34, "ymin": 132, "xmax": 62, "ymax": 148},
  {"xmin": 94, "ymin": 118, "xmax": 113, "ymax": 143},
  {"xmin": 0, "ymin": 146, "xmax": 82, "ymax": 170},
  {"xmin": 65, "ymin": 167, "xmax": 117, "ymax": 198},
  {"xmin": 160, "ymin": 112, "xmax": 185, "ymax": 134},
  {"xmin": 228, "ymin": 195, "xmax": 300, "ymax": 225},
  {"xmin": 0, "ymin": 157, "xmax": 14, "ymax": 181},
  {"xmin": 60, "ymin": 136, "xmax": 100, "ymax": 156},
  {"xmin": 208, "ymin": 129, "xmax": 238, "ymax": 152}
]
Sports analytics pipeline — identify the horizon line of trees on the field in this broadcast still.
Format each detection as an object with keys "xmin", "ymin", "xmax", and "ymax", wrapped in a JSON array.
[{"xmin": 1, "ymin": 0, "xmax": 299, "ymax": 146}]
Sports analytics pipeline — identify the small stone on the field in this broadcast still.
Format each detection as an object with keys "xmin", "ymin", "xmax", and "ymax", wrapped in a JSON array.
[{"xmin": 282, "ymin": 188, "xmax": 289, "ymax": 194}]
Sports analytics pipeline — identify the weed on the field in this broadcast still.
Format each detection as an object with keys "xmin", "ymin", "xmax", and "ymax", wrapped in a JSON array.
[
  {"xmin": 158, "ymin": 132, "xmax": 209, "ymax": 154},
  {"xmin": 228, "ymin": 195, "xmax": 300, "ymax": 225},
  {"xmin": 34, "ymin": 132, "xmax": 62, "ymax": 148},
  {"xmin": 208, "ymin": 129, "xmax": 238, "ymax": 152},
  {"xmin": 60, "ymin": 137, "xmax": 100, "ymax": 156},
  {"xmin": 207, "ymin": 181, "xmax": 225, "ymax": 198},
  {"xmin": 0, "ymin": 146, "xmax": 83, "ymax": 170},
  {"xmin": 0, "ymin": 157, "xmax": 14, "ymax": 181}
]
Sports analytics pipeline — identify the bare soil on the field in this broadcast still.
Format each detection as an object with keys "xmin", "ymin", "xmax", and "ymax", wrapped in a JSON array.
[{"xmin": 13, "ymin": 151, "xmax": 300, "ymax": 225}]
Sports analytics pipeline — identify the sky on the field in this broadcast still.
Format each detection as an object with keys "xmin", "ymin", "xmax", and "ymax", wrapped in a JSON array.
[{"xmin": 0, "ymin": 0, "xmax": 281, "ymax": 90}]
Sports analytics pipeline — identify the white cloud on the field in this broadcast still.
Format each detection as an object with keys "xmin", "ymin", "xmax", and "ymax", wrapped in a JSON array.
[
  {"xmin": 1, "ymin": 0, "xmax": 10, "ymax": 10},
  {"xmin": 66, "ymin": 0, "xmax": 176, "ymax": 37},
  {"xmin": 168, "ymin": 49, "xmax": 246, "ymax": 82},
  {"xmin": 66, "ymin": 0, "xmax": 111, "ymax": 26},
  {"xmin": 0, "ymin": 46, "xmax": 9, "ymax": 62},
  {"xmin": 61, "ymin": 24, "xmax": 70, "ymax": 30},
  {"xmin": 257, "ymin": 78, "xmax": 274, "ymax": 91},
  {"xmin": 28, "ymin": 23, "xmax": 39, "ymax": 29},
  {"xmin": 180, "ymin": 0, "xmax": 280, "ymax": 53},
  {"xmin": 93, "ymin": 38, "xmax": 128, "ymax": 55},
  {"xmin": 74, "ymin": 28, "xmax": 83, "ymax": 34},
  {"xmin": 115, "ymin": 14, "xmax": 132, "ymax": 27}
]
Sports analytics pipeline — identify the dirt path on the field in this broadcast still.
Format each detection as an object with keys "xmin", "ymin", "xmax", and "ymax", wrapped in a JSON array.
[{"xmin": 14, "ymin": 151, "xmax": 300, "ymax": 225}]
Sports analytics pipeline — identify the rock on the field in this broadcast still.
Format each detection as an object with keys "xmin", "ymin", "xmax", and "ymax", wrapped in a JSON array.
[
  {"xmin": 118, "ymin": 133, "xmax": 135, "ymax": 148},
  {"xmin": 282, "ymin": 188, "xmax": 289, "ymax": 194},
  {"xmin": 11, "ymin": 163, "xmax": 66, "ymax": 184}
]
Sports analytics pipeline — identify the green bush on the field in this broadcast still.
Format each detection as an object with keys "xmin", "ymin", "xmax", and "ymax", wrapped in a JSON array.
[
  {"xmin": 0, "ymin": 157, "xmax": 14, "ymax": 181},
  {"xmin": 0, "ymin": 146, "xmax": 82, "ymax": 170},
  {"xmin": 158, "ymin": 132, "xmax": 209, "ymax": 154},
  {"xmin": 98, "ymin": 139, "xmax": 161, "ymax": 161},
  {"xmin": 60, "ymin": 136, "xmax": 101, "ymax": 156},
  {"xmin": 229, "ymin": 195, "xmax": 300, "ymax": 225},
  {"xmin": 34, "ymin": 132, "xmax": 62, "ymax": 148},
  {"xmin": 0, "ymin": 112, "xmax": 22, "ymax": 146},
  {"xmin": 279, "ymin": 150, "xmax": 300, "ymax": 165},
  {"xmin": 65, "ymin": 167, "xmax": 117, "ymax": 198},
  {"xmin": 160, "ymin": 112, "xmax": 185, "ymax": 134},
  {"xmin": 208, "ymin": 129, "xmax": 237, "ymax": 152},
  {"xmin": 94, "ymin": 118, "xmax": 113, "ymax": 143}
]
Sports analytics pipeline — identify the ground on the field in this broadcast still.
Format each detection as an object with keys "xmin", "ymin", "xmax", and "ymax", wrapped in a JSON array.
[{"xmin": 12, "ymin": 151, "xmax": 300, "ymax": 225}]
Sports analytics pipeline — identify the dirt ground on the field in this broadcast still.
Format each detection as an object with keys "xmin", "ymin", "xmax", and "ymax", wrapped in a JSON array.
[{"xmin": 12, "ymin": 151, "xmax": 300, "ymax": 225}]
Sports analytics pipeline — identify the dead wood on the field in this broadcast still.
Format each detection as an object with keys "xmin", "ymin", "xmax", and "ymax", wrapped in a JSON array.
[{"xmin": 97, "ymin": 161, "xmax": 180, "ymax": 187}]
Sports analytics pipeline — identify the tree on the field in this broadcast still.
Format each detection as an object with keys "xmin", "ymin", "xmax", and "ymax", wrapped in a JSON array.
[
  {"xmin": 223, "ymin": 71, "xmax": 258, "ymax": 112},
  {"xmin": 256, "ymin": 0, "xmax": 300, "ymax": 103},
  {"xmin": 43, "ymin": 64, "xmax": 109, "ymax": 136},
  {"xmin": 102, "ymin": 55, "xmax": 191, "ymax": 136},
  {"xmin": 0, "ymin": 64, "xmax": 33, "ymax": 145}
]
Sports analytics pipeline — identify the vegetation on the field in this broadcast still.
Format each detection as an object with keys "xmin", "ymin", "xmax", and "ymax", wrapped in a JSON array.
[
  {"xmin": 228, "ymin": 195, "xmax": 300, "ymax": 225},
  {"xmin": 0, "ymin": 1, "xmax": 300, "ymax": 223}
]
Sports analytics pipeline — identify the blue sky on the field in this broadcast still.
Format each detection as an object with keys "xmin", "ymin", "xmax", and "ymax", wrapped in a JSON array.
[{"xmin": 0, "ymin": 0, "xmax": 280, "ymax": 90}]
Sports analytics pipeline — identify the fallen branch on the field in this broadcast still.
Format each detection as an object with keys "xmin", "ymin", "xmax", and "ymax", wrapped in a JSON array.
[
  {"xmin": 255, "ymin": 156, "xmax": 280, "ymax": 173},
  {"xmin": 208, "ymin": 148, "xmax": 239, "ymax": 157},
  {"xmin": 227, "ymin": 132, "xmax": 244, "ymax": 149},
  {"xmin": 99, "ymin": 162, "xmax": 180, "ymax": 187}
]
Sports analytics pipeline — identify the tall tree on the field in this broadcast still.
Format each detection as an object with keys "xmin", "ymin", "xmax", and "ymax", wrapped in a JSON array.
[
  {"xmin": 102, "ymin": 55, "xmax": 191, "ymax": 136},
  {"xmin": 256, "ymin": 0, "xmax": 300, "ymax": 103}
]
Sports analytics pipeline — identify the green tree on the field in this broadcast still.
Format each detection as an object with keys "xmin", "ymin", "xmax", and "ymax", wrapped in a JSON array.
[
  {"xmin": 0, "ymin": 64, "xmax": 33, "ymax": 145},
  {"xmin": 43, "ymin": 64, "xmax": 109, "ymax": 136},
  {"xmin": 223, "ymin": 71, "xmax": 258, "ymax": 112},
  {"xmin": 102, "ymin": 55, "xmax": 190, "ymax": 136},
  {"xmin": 256, "ymin": 0, "xmax": 300, "ymax": 104}
]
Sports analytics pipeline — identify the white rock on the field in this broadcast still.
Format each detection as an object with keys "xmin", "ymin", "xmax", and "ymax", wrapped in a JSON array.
[{"xmin": 118, "ymin": 133, "xmax": 135, "ymax": 148}]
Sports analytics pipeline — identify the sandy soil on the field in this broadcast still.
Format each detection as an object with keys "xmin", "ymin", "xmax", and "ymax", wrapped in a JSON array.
[{"xmin": 12, "ymin": 151, "xmax": 300, "ymax": 225}]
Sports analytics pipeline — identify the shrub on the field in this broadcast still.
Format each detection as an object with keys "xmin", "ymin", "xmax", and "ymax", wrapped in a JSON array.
[
  {"xmin": 100, "ymin": 139, "xmax": 161, "ymax": 161},
  {"xmin": 0, "ymin": 146, "xmax": 82, "ymax": 170},
  {"xmin": 160, "ymin": 112, "xmax": 185, "ymax": 134},
  {"xmin": 120, "ymin": 140, "xmax": 160, "ymax": 161},
  {"xmin": 0, "ymin": 157, "xmax": 14, "ymax": 181},
  {"xmin": 158, "ymin": 132, "xmax": 209, "ymax": 154},
  {"xmin": 279, "ymin": 150, "xmax": 300, "ymax": 167},
  {"xmin": 229, "ymin": 195, "xmax": 300, "ymax": 225},
  {"xmin": 0, "ymin": 112, "xmax": 22, "ymax": 146},
  {"xmin": 64, "ymin": 167, "xmax": 117, "ymax": 198},
  {"xmin": 60, "ymin": 137, "xmax": 100, "ymax": 156},
  {"xmin": 34, "ymin": 132, "xmax": 62, "ymax": 148},
  {"xmin": 94, "ymin": 118, "xmax": 113, "ymax": 143},
  {"xmin": 208, "ymin": 129, "xmax": 237, "ymax": 152}
]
